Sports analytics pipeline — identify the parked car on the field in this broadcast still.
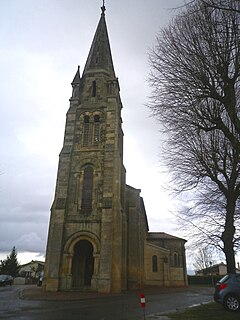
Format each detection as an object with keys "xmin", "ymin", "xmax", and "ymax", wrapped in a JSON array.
[
  {"xmin": 0, "ymin": 275, "xmax": 13, "ymax": 286},
  {"xmin": 214, "ymin": 274, "xmax": 240, "ymax": 311}
]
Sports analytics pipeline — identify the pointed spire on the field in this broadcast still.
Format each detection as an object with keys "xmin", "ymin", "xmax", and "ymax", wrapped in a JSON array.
[
  {"xmin": 71, "ymin": 65, "xmax": 80, "ymax": 85},
  {"xmin": 71, "ymin": 66, "xmax": 81, "ymax": 100},
  {"xmin": 82, "ymin": 4, "xmax": 115, "ymax": 77}
]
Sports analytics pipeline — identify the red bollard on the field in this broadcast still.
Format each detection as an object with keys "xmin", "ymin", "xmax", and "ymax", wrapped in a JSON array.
[
  {"xmin": 140, "ymin": 293, "xmax": 146, "ymax": 319},
  {"xmin": 140, "ymin": 293, "xmax": 146, "ymax": 308}
]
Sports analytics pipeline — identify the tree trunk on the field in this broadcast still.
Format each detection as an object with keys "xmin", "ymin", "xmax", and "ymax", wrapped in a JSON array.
[{"xmin": 221, "ymin": 197, "xmax": 236, "ymax": 274}]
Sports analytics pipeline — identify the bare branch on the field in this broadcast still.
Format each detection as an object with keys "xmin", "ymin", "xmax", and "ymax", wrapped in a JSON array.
[{"xmin": 148, "ymin": 0, "xmax": 240, "ymax": 273}]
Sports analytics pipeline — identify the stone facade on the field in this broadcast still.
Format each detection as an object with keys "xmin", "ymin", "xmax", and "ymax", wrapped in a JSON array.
[
  {"xmin": 145, "ymin": 233, "xmax": 187, "ymax": 287},
  {"xmin": 43, "ymin": 6, "xmax": 187, "ymax": 293}
]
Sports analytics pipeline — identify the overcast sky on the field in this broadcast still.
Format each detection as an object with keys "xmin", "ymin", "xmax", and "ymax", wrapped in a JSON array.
[{"xmin": 0, "ymin": 0, "xmax": 186, "ymax": 264}]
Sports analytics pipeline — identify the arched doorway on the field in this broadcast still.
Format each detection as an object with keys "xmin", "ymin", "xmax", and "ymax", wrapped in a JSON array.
[{"xmin": 71, "ymin": 240, "xmax": 94, "ymax": 288}]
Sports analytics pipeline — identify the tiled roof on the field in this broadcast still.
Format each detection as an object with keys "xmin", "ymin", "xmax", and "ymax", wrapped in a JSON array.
[{"xmin": 147, "ymin": 232, "xmax": 186, "ymax": 242}]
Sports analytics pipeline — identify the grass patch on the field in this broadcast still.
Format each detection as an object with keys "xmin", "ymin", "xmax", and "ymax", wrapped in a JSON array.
[{"xmin": 165, "ymin": 302, "xmax": 240, "ymax": 319}]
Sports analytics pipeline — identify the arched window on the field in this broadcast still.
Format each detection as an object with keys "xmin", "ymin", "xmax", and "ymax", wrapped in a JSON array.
[
  {"xmin": 173, "ymin": 252, "xmax": 179, "ymax": 266},
  {"xmin": 152, "ymin": 255, "xmax": 158, "ymax": 272},
  {"xmin": 81, "ymin": 166, "xmax": 93, "ymax": 211},
  {"xmin": 82, "ymin": 113, "xmax": 102, "ymax": 147},
  {"xmin": 83, "ymin": 115, "xmax": 90, "ymax": 146},
  {"xmin": 93, "ymin": 115, "xmax": 100, "ymax": 145}
]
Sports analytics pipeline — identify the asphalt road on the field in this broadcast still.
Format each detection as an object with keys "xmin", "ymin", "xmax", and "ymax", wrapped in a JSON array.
[{"xmin": 0, "ymin": 285, "xmax": 214, "ymax": 320}]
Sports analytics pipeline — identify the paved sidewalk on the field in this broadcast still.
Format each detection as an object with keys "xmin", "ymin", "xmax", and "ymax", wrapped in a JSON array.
[
  {"xmin": 20, "ymin": 284, "xmax": 202, "ymax": 301},
  {"xmin": 19, "ymin": 285, "xmax": 213, "ymax": 319},
  {"xmin": 20, "ymin": 285, "xmax": 110, "ymax": 301},
  {"xmin": 20, "ymin": 285, "xmax": 173, "ymax": 319}
]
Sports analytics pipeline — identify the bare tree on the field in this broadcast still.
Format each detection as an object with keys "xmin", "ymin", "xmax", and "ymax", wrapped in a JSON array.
[
  {"xmin": 148, "ymin": 0, "xmax": 240, "ymax": 273},
  {"xmin": 183, "ymin": 0, "xmax": 240, "ymax": 13},
  {"xmin": 192, "ymin": 246, "xmax": 214, "ymax": 272}
]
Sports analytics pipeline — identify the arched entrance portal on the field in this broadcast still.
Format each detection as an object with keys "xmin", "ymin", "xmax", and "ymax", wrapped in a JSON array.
[{"xmin": 71, "ymin": 240, "xmax": 94, "ymax": 288}]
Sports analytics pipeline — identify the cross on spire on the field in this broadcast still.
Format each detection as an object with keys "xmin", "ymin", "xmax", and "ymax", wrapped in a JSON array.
[{"xmin": 101, "ymin": 0, "xmax": 106, "ymax": 14}]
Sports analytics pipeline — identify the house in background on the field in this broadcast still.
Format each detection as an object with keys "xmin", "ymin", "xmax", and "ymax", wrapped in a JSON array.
[
  {"xmin": 19, "ymin": 260, "xmax": 45, "ymax": 281},
  {"xmin": 196, "ymin": 262, "xmax": 240, "ymax": 276}
]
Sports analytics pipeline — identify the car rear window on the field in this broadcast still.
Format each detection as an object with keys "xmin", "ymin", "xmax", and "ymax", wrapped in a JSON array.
[{"xmin": 219, "ymin": 275, "xmax": 229, "ymax": 283}]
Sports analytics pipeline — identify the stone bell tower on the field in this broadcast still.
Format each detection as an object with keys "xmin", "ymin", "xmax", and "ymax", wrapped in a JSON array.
[{"xmin": 44, "ymin": 4, "xmax": 127, "ymax": 293}]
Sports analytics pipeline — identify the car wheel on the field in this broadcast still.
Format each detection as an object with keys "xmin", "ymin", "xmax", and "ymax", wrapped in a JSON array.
[{"xmin": 224, "ymin": 295, "xmax": 240, "ymax": 311}]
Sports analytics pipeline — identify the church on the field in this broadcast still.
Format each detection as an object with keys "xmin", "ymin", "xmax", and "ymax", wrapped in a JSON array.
[{"xmin": 43, "ymin": 4, "xmax": 187, "ymax": 293}]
